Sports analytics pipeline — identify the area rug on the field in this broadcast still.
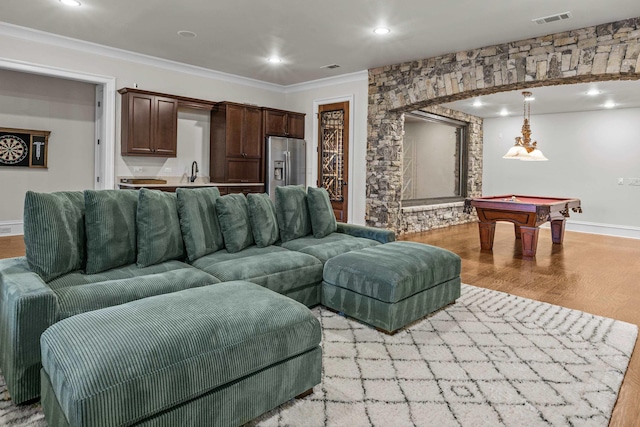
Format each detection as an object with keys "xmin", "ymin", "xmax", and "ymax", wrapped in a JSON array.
[{"xmin": 1, "ymin": 284, "xmax": 637, "ymax": 426}]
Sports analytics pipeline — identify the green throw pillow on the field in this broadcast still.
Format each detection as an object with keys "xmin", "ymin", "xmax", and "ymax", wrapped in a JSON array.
[
  {"xmin": 23, "ymin": 191, "xmax": 85, "ymax": 282},
  {"xmin": 247, "ymin": 193, "xmax": 279, "ymax": 247},
  {"xmin": 275, "ymin": 185, "xmax": 311, "ymax": 242},
  {"xmin": 136, "ymin": 189, "xmax": 185, "ymax": 267},
  {"xmin": 306, "ymin": 187, "xmax": 337, "ymax": 238},
  {"xmin": 84, "ymin": 190, "xmax": 138, "ymax": 274},
  {"xmin": 215, "ymin": 194, "xmax": 254, "ymax": 253},
  {"xmin": 176, "ymin": 187, "xmax": 225, "ymax": 261}
]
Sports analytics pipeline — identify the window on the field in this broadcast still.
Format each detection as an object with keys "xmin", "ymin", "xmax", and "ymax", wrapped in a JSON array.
[{"xmin": 402, "ymin": 111, "xmax": 468, "ymax": 206}]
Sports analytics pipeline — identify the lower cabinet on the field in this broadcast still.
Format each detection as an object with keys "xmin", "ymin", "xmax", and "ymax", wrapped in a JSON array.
[
  {"xmin": 218, "ymin": 185, "xmax": 265, "ymax": 195},
  {"xmin": 118, "ymin": 185, "xmax": 263, "ymax": 194}
]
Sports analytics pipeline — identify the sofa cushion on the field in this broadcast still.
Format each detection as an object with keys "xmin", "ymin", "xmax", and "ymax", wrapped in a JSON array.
[
  {"xmin": 275, "ymin": 185, "xmax": 311, "ymax": 242},
  {"xmin": 84, "ymin": 190, "xmax": 138, "ymax": 274},
  {"xmin": 306, "ymin": 187, "xmax": 337, "ymax": 238},
  {"xmin": 48, "ymin": 260, "xmax": 190, "ymax": 289},
  {"xmin": 281, "ymin": 233, "xmax": 381, "ymax": 264},
  {"xmin": 50, "ymin": 262, "xmax": 220, "ymax": 320},
  {"xmin": 247, "ymin": 193, "xmax": 279, "ymax": 247},
  {"xmin": 136, "ymin": 189, "xmax": 185, "ymax": 267},
  {"xmin": 192, "ymin": 245, "xmax": 323, "ymax": 296},
  {"xmin": 23, "ymin": 191, "xmax": 85, "ymax": 282},
  {"xmin": 215, "ymin": 194, "xmax": 254, "ymax": 253},
  {"xmin": 176, "ymin": 187, "xmax": 224, "ymax": 262}
]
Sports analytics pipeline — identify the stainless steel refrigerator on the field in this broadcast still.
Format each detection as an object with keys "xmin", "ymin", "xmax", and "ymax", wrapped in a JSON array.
[{"xmin": 266, "ymin": 136, "xmax": 307, "ymax": 199}]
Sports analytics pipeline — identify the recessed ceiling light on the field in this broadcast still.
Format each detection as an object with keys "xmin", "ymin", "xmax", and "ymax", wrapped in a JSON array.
[
  {"xmin": 603, "ymin": 100, "xmax": 616, "ymax": 108},
  {"xmin": 177, "ymin": 30, "xmax": 197, "ymax": 38},
  {"xmin": 268, "ymin": 57, "xmax": 282, "ymax": 64},
  {"xmin": 472, "ymin": 99, "xmax": 483, "ymax": 107},
  {"xmin": 373, "ymin": 27, "xmax": 391, "ymax": 35},
  {"xmin": 499, "ymin": 109, "xmax": 509, "ymax": 116},
  {"xmin": 59, "ymin": 0, "xmax": 81, "ymax": 6},
  {"xmin": 587, "ymin": 89, "xmax": 601, "ymax": 96}
]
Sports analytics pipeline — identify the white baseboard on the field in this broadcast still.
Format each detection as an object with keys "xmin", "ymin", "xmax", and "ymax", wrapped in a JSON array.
[
  {"xmin": 540, "ymin": 220, "xmax": 640, "ymax": 240},
  {"xmin": 0, "ymin": 221, "xmax": 24, "ymax": 237}
]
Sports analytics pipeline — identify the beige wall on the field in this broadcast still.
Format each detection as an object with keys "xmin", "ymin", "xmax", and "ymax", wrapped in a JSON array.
[
  {"xmin": 0, "ymin": 32, "xmax": 286, "ymax": 190},
  {"xmin": 0, "ymin": 31, "xmax": 287, "ymax": 232},
  {"xmin": 0, "ymin": 69, "xmax": 95, "ymax": 223}
]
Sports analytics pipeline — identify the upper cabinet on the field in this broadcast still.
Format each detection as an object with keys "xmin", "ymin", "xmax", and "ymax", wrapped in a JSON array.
[
  {"xmin": 119, "ymin": 89, "xmax": 178, "ymax": 157},
  {"xmin": 263, "ymin": 108, "xmax": 305, "ymax": 139},
  {"xmin": 211, "ymin": 102, "xmax": 264, "ymax": 183}
]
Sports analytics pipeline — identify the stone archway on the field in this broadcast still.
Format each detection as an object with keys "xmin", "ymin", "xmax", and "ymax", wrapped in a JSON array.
[{"xmin": 366, "ymin": 17, "xmax": 640, "ymax": 233}]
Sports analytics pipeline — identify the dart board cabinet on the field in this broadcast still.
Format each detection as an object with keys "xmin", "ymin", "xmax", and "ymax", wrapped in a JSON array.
[{"xmin": 0, "ymin": 127, "xmax": 50, "ymax": 168}]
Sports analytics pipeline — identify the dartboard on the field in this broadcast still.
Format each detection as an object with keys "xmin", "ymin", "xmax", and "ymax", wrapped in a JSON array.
[{"xmin": 0, "ymin": 134, "xmax": 29, "ymax": 165}]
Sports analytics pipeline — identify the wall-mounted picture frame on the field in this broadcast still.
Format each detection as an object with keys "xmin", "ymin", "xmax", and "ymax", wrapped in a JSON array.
[{"xmin": 0, "ymin": 127, "xmax": 50, "ymax": 169}]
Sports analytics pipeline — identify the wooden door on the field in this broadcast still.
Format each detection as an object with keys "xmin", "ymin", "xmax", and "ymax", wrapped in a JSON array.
[
  {"xmin": 225, "ymin": 104, "xmax": 244, "ymax": 157},
  {"xmin": 243, "ymin": 106, "xmax": 263, "ymax": 158},
  {"xmin": 152, "ymin": 96, "xmax": 178, "ymax": 156},
  {"xmin": 317, "ymin": 101, "xmax": 349, "ymax": 222},
  {"xmin": 288, "ymin": 113, "xmax": 305, "ymax": 139},
  {"xmin": 124, "ymin": 92, "xmax": 154, "ymax": 155},
  {"xmin": 263, "ymin": 109, "xmax": 287, "ymax": 136}
]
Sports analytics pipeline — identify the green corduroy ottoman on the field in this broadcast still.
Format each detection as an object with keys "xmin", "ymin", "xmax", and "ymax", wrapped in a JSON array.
[
  {"xmin": 40, "ymin": 281, "xmax": 322, "ymax": 427},
  {"xmin": 322, "ymin": 241, "xmax": 461, "ymax": 333}
]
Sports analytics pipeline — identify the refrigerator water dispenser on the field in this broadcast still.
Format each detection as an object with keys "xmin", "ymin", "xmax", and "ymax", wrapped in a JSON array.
[{"xmin": 274, "ymin": 161, "xmax": 284, "ymax": 181}]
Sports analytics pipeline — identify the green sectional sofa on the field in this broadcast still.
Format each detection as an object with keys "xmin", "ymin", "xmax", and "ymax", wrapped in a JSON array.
[{"xmin": 0, "ymin": 185, "xmax": 394, "ymax": 406}]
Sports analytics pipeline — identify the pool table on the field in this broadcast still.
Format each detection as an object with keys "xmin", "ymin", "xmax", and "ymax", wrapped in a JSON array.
[{"xmin": 463, "ymin": 195, "xmax": 582, "ymax": 259}]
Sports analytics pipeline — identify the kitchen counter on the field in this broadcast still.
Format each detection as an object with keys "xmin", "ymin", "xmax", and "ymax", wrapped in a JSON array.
[
  {"xmin": 118, "ymin": 182, "xmax": 264, "ymax": 189},
  {"xmin": 118, "ymin": 179, "xmax": 265, "ymax": 195}
]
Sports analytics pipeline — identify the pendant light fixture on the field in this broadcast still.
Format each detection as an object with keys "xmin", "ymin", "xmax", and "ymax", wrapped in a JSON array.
[{"xmin": 502, "ymin": 91, "xmax": 548, "ymax": 161}]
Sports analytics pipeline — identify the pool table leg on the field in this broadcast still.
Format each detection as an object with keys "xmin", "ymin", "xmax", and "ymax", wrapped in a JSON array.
[
  {"xmin": 478, "ymin": 221, "xmax": 496, "ymax": 251},
  {"xmin": 520, "ymin": 226, "xmax": 539, "ymax": 258},
  {"xmin": 550, "ymin": 219, "xmax": 566, "ymax": 244}
]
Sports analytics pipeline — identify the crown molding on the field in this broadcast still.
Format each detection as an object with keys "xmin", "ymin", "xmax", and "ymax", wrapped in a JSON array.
[
  {"xmin": 284, "ymin": 70, "xmax": 368, "ymax": 93},
  {"xmin": 0, "ymin": 22, "xmax": 286, "ymax": 93}
]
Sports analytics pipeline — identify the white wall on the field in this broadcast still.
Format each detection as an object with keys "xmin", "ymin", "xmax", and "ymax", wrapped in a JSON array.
[
  {"xmin": 284, "ymin": 73, "xmax": 368, "ymax": 224},
  {"xmin": 0, "ymin": 69, "xmax": 95, "ymax": 223},
  {"xmin": 483, "ymin": 108, "xmax": 640, "ymax": 232}
]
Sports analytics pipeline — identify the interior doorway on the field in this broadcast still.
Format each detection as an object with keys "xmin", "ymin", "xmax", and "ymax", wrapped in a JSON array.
[{"xmin": 317, "ymin": 101, "xmax": 349, "ymax": 222}]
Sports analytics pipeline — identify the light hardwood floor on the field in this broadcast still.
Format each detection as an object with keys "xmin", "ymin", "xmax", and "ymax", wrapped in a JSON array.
[{"xmin": 1, "ymin": 224, "xmax": 639, "ymax": 426}]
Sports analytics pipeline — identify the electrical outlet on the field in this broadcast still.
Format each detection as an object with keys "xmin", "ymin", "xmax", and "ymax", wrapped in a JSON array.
[
  {"xmin": 618, "ymin": 177, "xmax": 624, "ymax": 185},
  {"xmin": 133, "ymin": 167, "xmax": 143, "ymax": 173},
  {"xmin": 629, "ymin": 178, "xmax": 640, "ymax": 186},
  {"xmin": 163, "ymin": 167, "xmax": 172, "ymax": 173}
]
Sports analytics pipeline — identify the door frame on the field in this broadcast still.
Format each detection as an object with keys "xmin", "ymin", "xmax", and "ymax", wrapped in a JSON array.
[
  {"xmin": 0, "ymin": 57, "xmax": 117, "ymax": 189},
  {"xmin": 312, "ymin": 94, "xmax": 354, "ymax": 223}
]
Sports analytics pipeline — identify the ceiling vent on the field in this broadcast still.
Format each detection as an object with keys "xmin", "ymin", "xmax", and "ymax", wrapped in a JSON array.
[
  {"xmin": 321, "ymin": 64, "xmax": 341, "ymax": 69},
  {"xmin": 532, "ymin": 11, "xmax": 572, "ymax": 25}
]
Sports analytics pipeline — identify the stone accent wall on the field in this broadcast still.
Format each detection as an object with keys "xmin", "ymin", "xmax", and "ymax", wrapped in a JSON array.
[
  {"xmin": 399, "ymin": 105, "xmax": 482, "ymax": 234},
  {"xmin": 367, "ymin": 17, "xmax": 640, "ymax": 233}
]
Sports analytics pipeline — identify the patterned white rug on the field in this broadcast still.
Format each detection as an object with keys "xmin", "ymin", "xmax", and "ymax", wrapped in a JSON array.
[{"xmin": 1, "ymin": 284, "xmax": 637, "ymax": 426}]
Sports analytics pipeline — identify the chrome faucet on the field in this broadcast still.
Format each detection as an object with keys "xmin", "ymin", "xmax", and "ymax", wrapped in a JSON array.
[{"xmin": 190, "ymin": 161, "xmax": 199, "ymax": 183}]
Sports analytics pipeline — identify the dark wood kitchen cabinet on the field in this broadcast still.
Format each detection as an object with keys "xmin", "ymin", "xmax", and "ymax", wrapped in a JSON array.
[
  {"xmin": 211, "ymin": 102, "xmax": 263, "ymax": 183},
  {"xmin": 119, "ymin": 88, "xmax": 178, "ymax": 157},
  {"xmin": 263, "ymin": 108, "xmax": 305, "ymax": 139}
]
